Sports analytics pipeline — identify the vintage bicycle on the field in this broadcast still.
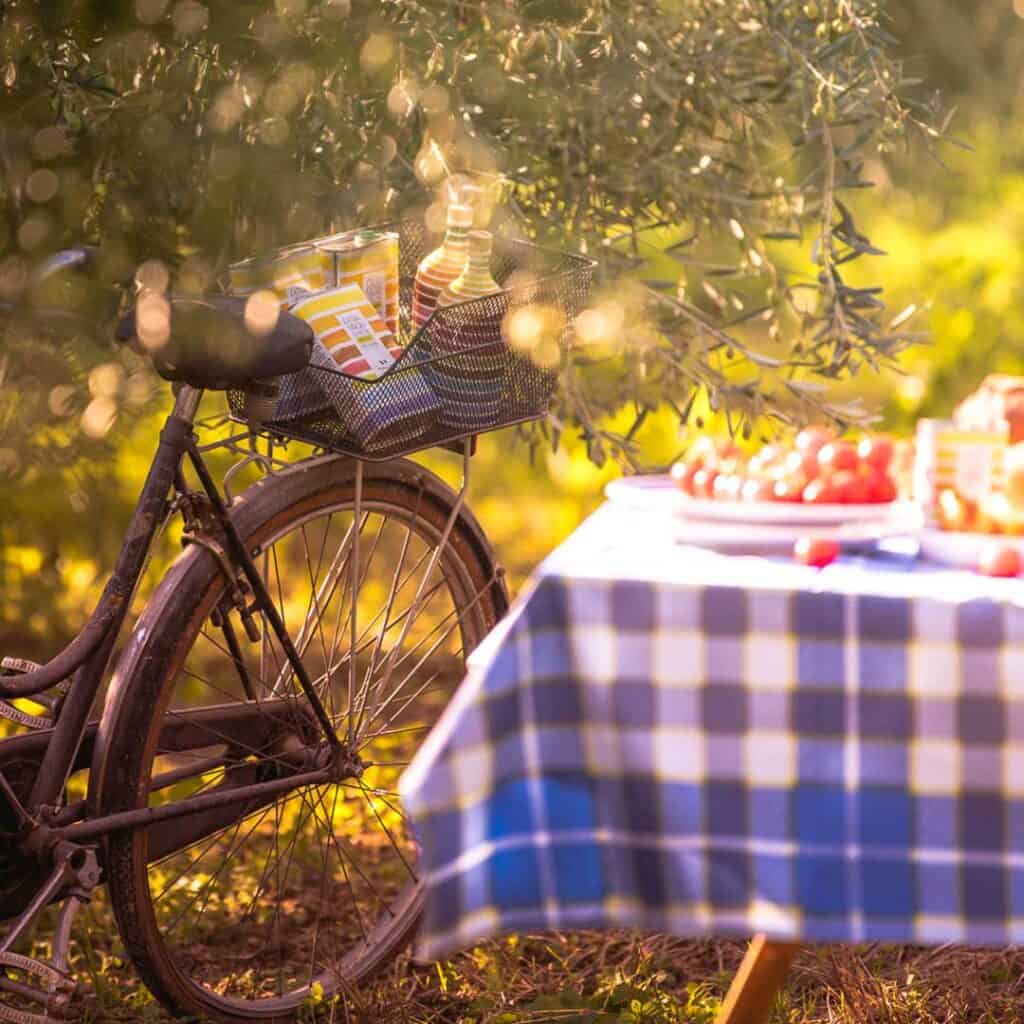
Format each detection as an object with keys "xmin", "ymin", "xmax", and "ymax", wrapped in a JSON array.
[{"xmin": 0, "ymin": 225, "xmax": 592, "ymax": 1023}]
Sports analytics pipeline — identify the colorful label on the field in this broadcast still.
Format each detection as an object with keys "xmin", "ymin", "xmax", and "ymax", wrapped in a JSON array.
[
  {"xmin": 315, "ymin": 231, "xmax": 400, "ymax": 337},
  {"xmin": 915, "ymin": 418, "xmax": 1008, "ymax": 518},
  {"xmin": 228, "ymin": 247, "xmax": 331, "ymax": 309},
  {"xmin": 288, "ymin": 283, "xmax": 402, "ymax": 380}
]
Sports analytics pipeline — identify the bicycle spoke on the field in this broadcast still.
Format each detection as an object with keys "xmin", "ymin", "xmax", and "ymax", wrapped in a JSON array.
[
  {"xmin": 362, "ymin": 493, "xmax": 422, "ymax": 693},
  {"xmin": 223, "ymin": 788, "xmax": 320, "ymax": 995},
  {"xmin": 126, "ymin": 481, "xmax": 495, "ymax": 1010},
  {"xmin": 302, "ymin": 784, "xmax": 398, "ymax": 920},
  {"xmin": 358, "ymin": 670, "xmax": 442, "ymax": 753},
  {"xmin": 276, "ymin": 512, "xmax": 359, "ymax": 696},
  {"xmin": 299, "ymin": 524, "xmax": 335, "ymax": 696},
  {"xmin": 356, "ymin": 581, "xmax": 489, "ymax": 742},
  {"xmin": 308, "ymin": 576, "xmax": 449, "ymax": 718},
  {"xmin": 323, "ymin": 513, "xmax": 372, "ymax": 693},
  {"xmin": 164, "ymin": 802, "xmax": 275, "ymax": 935},
  {"xmin": 351, "ymin": 778, "xmax": 417, "ymax": 883}
]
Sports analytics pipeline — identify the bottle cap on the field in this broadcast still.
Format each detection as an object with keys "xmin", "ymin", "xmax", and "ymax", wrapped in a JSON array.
[{"xmin": 447, "ymin": 203, "xmax": 474, "ymax": 229}]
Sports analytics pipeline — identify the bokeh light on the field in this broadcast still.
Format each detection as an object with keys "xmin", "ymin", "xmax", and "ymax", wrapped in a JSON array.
[
  {"xmin": 209, "ymin": 85, "xmax": 246, "ymax": 131},
  {"xmin": 80, "ymin": 397, "xmax": 118, "ymax": 439},
  {"xmin": 135, "ymin": 259, "xmax": 169, "ymax": 294},
  {"xmin": 135, "ymin": 0, "xmax": 169, "ymax": 24},
  {"xmin": 574, "ymin": 299, "xmax": 626, "ymax": 349},
  {"xmin": 323, "ymin": 0, "xmax": 350, "ymax": 19},
  {"xmin": 172, "ymin": 0, "xmax": 208, "ymax": 35},
  {"xmin": 48, "ymin": 386, "xmax": 76, "ymax": 417},
  {"xmin": 503, "ymin": 303, "xmax": 567, "ymax": 369},
  {"xmin": 420, "ymin": 85, "xmax": 450, "ymax": 116},
  {"xmin": 88, "ymin": 363, "xmax": 125, "ymax": 400},
  {"xmin": 136, "ymin": 292, "xmax": 171, "ymax": 350},
  {"xmin": 25, "ymin": 169, "xmax": 59, "ymax": 204},
  {"xmin": 414, "ymin": 139, "xmax": 448, "ymax": 186},
  {"xmin": 124, "ymin": 372, "xmax": 155, "ymax": 407},
  {"xmin": 360, "ymin": 33, "xmax": 395, "ymax": 75},
  {"xmin": 30, "ymin": 125, "xmax": 70, "ymax": 162},
  {"xmin": 17, "ymin": 214, "xmax": 50, "ymax": 251},
  {"xmin": 244, "ymin": 290, "xmax": 280, "ymax": 336},
  {"xmin": 387, "ymin": 81, "xmax": 418, "ymax": 120}
]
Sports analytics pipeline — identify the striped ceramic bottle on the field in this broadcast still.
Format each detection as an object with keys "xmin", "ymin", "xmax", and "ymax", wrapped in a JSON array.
[
  {"xmin": 412, "ymin": 203, "xmax": 474, "ymax": 331},
  {"xmin": 437, "ymin": 230, "xmax": 500, "ymax": 309},
  {"xmin": 432, "ymin": 230, "xmax": 505, "ymax": 430}
]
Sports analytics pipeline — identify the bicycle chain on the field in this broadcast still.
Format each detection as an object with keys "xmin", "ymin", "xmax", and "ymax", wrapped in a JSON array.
[
  {"xmin": 0, "ymin": 660, "xmax": 70, "ymax": 732},
  {"xmin": 0, "ymin": 951, "xmax": 75, "ymax": 1024}
]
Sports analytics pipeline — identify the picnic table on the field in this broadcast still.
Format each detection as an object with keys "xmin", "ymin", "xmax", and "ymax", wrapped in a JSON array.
[{"xmin": 400, "ymin": 496, "xmax": 1024, "ymax": 1022}]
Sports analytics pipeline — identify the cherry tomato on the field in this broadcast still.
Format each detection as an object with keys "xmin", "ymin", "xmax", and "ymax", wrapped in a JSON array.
[
  {"xmin": 670, "ymin": 461, "xmax": 699, "ymax": 495},
  {"xmin": 794, "ymin": 536, "xmax": 840, "ymax": 568},
  {"xmin": 783, "ymin": 450, "xmax": 819, "ymax": 482},
  {"xmin": 742, "ymin": 477, "xmax": 775, "ymax": 502},
  {"xmin": 818, "ymin": 441, "xmax": 859, "ymax": 473},
  {"xmin": 713, "ymin": 473, "xmax": 743, "ymax": 502},
  {"xmin": 692, "ymin": 467, "xmax": 718, "ymax": 499},
  {"xmin": 978, "ymin": 543, "xmax": 1022, "ymax": 578},
  {"xmin": 772, "ymin": 477, "xmax": 804, "ymax": 503},
  {"xmin": 861, "ymin": 466, "xmax": 897, "ymax": 504},
  {"xmin": 802, "ymin": 477, "xmax": 840, "ymax": 504},
  {"xmin": 754, "ymin": 445, "xmax": 782, "ymax": 467},
  {"xmin": 877, "ymin": 477, "xmax": 898, "ymax": 503},
  {"xmin": 857, "ymin": 434, "xmax": 894, "ymax": 472},
  {"xmin": 831, "ymin": 469, "xmax": 870, "ymax": 504},
  {"xmin": 717, "ymin": 455, "xmax": 743, "ymax": 478},
  {"xmin": 795, "ymin": 426, "xmax": 834, "ymax": 458}
]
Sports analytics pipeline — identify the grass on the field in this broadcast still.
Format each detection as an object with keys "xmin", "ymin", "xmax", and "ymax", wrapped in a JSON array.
[
  {"xmin": 59, "ymin": 919, "xmax": 1024, "ymax": 1023},
  {"xmin": 7, "ymin": 437, "xmax": 1024, "ymax": 1022}
]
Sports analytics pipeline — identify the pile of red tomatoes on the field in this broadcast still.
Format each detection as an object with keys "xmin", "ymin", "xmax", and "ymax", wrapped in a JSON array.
[{"xmin": 671, "ymin": 427, "xmax": 898, "ymax": 506}]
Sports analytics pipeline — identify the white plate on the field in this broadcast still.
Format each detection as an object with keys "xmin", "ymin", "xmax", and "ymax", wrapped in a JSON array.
[
  {"xmin": 605, "ymin": 475, "xmax": 921, "ymax": 529},
  {"xmin": 666, "ymin": 518, "xmax": 916, "ymax": 553},
  {"xmin": 918, "ymin": 528, "xmax": 1024, "ymax": 569}
]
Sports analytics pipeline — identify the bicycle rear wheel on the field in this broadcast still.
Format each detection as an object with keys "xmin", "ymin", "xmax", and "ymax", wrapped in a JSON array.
[{"xmin": 92, "ymin": 456, "xmax": 506, "ymax": 1023}]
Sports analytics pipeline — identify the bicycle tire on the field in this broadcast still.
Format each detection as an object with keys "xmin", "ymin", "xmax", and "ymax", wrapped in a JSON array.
[{"xmin": 91, "ymin": 454, "xmax": 506, "ymax": 1023}]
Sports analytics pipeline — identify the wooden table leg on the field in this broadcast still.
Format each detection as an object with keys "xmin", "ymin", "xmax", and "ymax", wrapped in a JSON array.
[{"xmin": 714, "ymin": 935, "xmax": 800, "ymax": 1024}]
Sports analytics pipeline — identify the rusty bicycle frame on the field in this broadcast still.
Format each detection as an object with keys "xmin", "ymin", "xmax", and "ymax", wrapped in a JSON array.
[
  {"xmin": 0, "ymin": 379, "xmax": 384, "ymax": 1019},
  {"xmin": 0, "ymin": 252, "xmax": 422, "ymax": 1019}
]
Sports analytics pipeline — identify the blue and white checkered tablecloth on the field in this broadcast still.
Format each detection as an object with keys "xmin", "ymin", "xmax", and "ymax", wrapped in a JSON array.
[{"xmin": 399, "ymin": 501, "xmax": 1024, "ymax": 960}]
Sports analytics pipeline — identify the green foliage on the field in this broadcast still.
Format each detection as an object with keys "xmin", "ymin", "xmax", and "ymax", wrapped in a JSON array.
[
  {"xmin": 0, "ymin": 0, "xmax": 942, "ymax": 472},
  {"xmin": 851, "ymin": 122, "xmax": 1024, "ymax": 432}
]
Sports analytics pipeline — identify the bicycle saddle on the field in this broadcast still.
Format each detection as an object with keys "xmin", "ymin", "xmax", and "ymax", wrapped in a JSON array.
[{"xmin": 116, "ymin": 294, "xmax": 312, "ymax": 390}]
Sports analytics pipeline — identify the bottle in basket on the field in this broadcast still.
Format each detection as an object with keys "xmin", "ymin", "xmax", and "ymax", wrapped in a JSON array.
[
  {"xmin": 412, "ymin": 203, "xmax": 474, "ymax": 330},
  {"xmin": 431, "ymin": 230, "xmax": 506, "ymax": 431},
  {"xmin": 439, "ymin": 230, "xmax": 500, "ymax": 306}
]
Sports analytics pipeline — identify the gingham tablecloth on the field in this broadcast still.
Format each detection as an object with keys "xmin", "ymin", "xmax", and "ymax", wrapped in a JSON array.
[{"xmin": 399, "ymin": 501, "xmax": 1024, "ymax": 960}]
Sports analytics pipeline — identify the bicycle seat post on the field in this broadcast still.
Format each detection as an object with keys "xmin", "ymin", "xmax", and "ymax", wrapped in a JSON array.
[{"xmin": 172, "ymin": 383, "xmax": 204, "ymax": 426}]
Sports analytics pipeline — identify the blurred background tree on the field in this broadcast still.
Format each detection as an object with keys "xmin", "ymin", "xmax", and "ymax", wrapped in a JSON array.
[
  {"xmin": 855, "ymin": 2, "xmax": 1024, "ymax": 429},
  {"xmin": 2, "ymin": 0, "xmax": 1009, "ymax": 651},
  {"xmin": 3, "ymin": 0, "xmax": 940, "ymax": 453}
]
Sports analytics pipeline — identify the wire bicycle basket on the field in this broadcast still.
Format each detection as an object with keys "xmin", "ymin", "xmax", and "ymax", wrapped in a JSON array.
[{"xmin": 226, "ymin": 219, "xmax": 595, "ymax": 461}]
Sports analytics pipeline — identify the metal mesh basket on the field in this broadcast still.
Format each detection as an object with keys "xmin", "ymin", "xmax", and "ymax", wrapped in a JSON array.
[{"xmin": 227, "ymin": 220, "xmax": 595, "ymax": 461}]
